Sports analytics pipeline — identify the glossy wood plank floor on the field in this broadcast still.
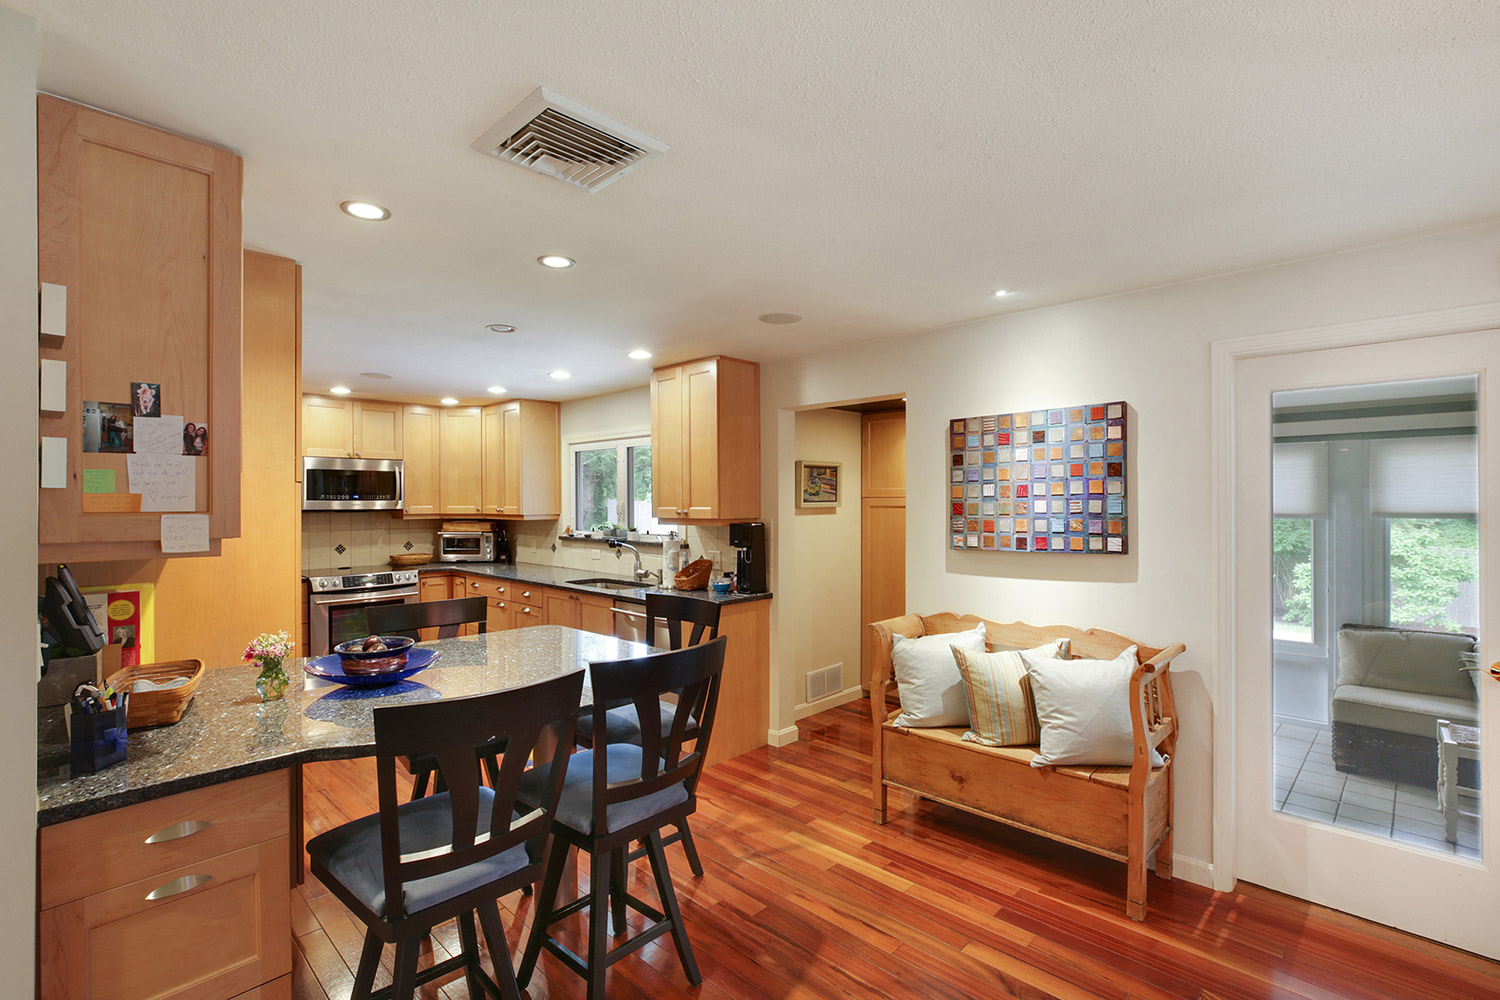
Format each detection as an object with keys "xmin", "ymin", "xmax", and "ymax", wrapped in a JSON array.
[{"xmin": 294, "ymin": 701, "xmax": 1500, "ymax": 1000}]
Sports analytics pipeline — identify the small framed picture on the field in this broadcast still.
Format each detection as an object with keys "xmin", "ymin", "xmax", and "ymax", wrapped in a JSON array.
[{"xmin": 795, "ymin": 461, "xmax": 842, "ymax": 509}]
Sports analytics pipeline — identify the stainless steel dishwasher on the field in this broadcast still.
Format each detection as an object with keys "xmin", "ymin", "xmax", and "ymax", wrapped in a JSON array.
[{"xmin": 611, "ymin": 600, "xmax": 654, "ymax": 644}]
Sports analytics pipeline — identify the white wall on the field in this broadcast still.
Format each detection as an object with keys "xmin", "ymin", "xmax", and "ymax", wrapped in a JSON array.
[
  {"xmin": 759, "ymin": 219, "xmax": 1500, "ymax": 877},
  {"xmin": 1, "ymin": 1, "xmax": 38, "ymax": 981},
  {"xmin": 791, "ymin": 408, "xmax": 863, "ymax": 708}
]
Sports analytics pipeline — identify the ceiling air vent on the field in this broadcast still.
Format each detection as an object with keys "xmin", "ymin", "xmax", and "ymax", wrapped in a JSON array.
[{"xmin": 472, "ymin": 87, "xmax": 668, "ymax": 193}]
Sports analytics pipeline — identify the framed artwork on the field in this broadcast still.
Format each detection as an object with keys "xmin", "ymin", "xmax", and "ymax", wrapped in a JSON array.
[
  {"xmin": 796, "ymin": 461, "xmax": 842, "ymax": 508},
  {"xmin": 947, "ymin": 401, "xmax": 1128, "ymax": 554}
]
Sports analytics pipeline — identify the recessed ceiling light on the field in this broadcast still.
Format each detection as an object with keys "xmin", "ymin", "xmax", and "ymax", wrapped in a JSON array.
[
  {"xmin": 993, "ymin": 289, "xmax": 1011, "ymax": 298},
  {"xmin": 340, "ymin": 201, "xmax": 391, "ymax": 221},
  {"xmin": 359, "ymin": 372, "xmax": 393, "ymax": 380},
  {"xmin": 627, "ymin": 349, "xmax": 653, "ymax": 360},
  {"xmin": 440, "ymin": 397, "xmax": 459, "ymax": 406},
  {"xmin": 485, "ymin": 323, "xmax": 517, "ymax": 334},
  {"xmin": 759, "ymin": 312, "xmax": 802, "ymax": 325},
  {"xmin": 329, "ymin": 385, "xmax": 351, "ymax": 395},
  {"xmin": 486, "ymin": 385, "xmax": 507, "ymax": 395},
  {"xmin": 537, "ymin": 255, "xmax": 576, "ymax": 269},
  {"xmin": 548, "ymin": 370, "xmax": 572, "ymax": 380}
]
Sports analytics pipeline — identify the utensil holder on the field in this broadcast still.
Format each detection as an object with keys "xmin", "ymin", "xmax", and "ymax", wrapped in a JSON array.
[{"xmin": 68, "ymin": 703, "xmax": 128, "ymax": 773}]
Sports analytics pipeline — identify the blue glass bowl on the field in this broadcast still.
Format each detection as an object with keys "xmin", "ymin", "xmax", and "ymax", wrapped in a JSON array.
[{"xmin": 305, "ymin": 647, "xmax": 440, "ymax": 687}]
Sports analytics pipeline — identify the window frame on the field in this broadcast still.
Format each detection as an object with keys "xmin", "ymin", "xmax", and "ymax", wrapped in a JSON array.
[{"xmin": 567, "ymin": 432, "xmax": 666, "ymax": 537}]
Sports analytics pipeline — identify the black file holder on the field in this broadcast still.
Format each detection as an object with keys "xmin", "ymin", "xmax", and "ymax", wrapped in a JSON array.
[{"xmin": 69, "ymin": 703, "xmax": 128, "ymax": 773}]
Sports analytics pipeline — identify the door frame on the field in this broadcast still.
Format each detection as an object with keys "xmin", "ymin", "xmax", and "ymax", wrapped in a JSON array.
[{"xmin": 1209, "ymin": 300, "xmax": 1500, "ymax": 893}]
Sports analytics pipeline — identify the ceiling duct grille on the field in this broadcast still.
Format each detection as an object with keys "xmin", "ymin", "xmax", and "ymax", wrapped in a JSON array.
[{"xmin": 472, "ymin": 87, "xmax": 668, "ymax": 193}]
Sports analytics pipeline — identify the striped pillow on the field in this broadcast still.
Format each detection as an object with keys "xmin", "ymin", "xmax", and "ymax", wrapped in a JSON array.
[{"xmin": 952, "ymin": 639, "xmax": 1070, "ymax": 747}]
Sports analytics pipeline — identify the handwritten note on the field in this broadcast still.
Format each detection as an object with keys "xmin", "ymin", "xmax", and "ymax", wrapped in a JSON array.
[
  {"xmin": 127, "ymin": 453, "xmax": 196, "ymax": 512},
  {"xmin": 82, "ymin": 493, "xmax": 141, "ymax": 513},
  {"xmin": 81, "ymin": 468, "xmax": 116, "ymax": 493},
  {"xmin": 160, "ymin": 514, "xmax": 210, "ymax": 553},
  {"xmin": 133, "ymin": 415, "xmax": 184, "ymax": 455}
]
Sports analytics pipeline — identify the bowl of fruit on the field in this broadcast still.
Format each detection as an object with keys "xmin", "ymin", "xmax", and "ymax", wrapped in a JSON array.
[{"xmin": 333, "ymin": 634, "xmax": 415, "ymax": 675}]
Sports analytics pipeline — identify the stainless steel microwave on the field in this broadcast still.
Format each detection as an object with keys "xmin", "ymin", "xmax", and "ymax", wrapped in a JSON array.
[{"xmin": 302, "ymin": 456, "xmax": 403, "ymax": 511}]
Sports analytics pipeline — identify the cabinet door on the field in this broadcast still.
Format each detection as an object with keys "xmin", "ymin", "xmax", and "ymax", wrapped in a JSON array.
[
  {"xmin": 579, "ymin": 593, "xmax": 614, "ymax": 636},
  {"xmin": 419, "ymin": 575, "xmax": 451, "ymax": 602},
  {"xmin": 681, "ymin": 360, "xmax": 721, "ymax": 518},
  {"xmin": 439, "ymin": 407, "xmax": 483, "ymax": 514},
  {"xmin": 862, "ymin": 410, "xmax": 906, "ymax": 498},
  {"xmin": 481, "ymin": 404, "xmax": 505, "ymax": 515},
  {"xmin": 39, "ymin": 840, "xmax": 291, "ymax": 1000},
  {"xmin": 38, "ymin": 96, "xmax": 243, "ymax": 560},
  {"xmin": 651, "ymin": 365, "xmax": 686, "ymax": 519},
  {"xmin": 512, "ymin": 603, "xmax": 543, "ymax": 627},
  {"xmin": 353, "ymin": 402, "xmax": 403, "ymax": 460},
  {"xmin": 402, "ymin": 406, "xmax": 440, "ymax": 515},
  {"xmin": 544, "ymin": 589, "xmax": 581, "ymax": 629},
  {"xmin": 501, "ymin": 403, "xmax": 522, "ymax": 515},
  {"xmin": 302, "ymin": 396, "xmax": 354, "ymax": 457},
  {"xmin": 485, "ymin": 598, "xmax": 513, "ymax": 632}
]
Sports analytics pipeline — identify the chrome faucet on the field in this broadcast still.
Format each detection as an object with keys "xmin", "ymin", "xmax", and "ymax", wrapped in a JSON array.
[{"xmin": 608, "ymin": 539, "xmax": 661, "ymax": 586}]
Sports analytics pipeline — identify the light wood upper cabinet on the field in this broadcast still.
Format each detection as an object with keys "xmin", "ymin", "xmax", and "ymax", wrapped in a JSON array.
[
  {"xmin": 402, "ymin": 405, "xmax": 440, "ymax": 515},
  {"xmin": 651, "ymin": 356, "xmax": 760, "ymax": 522},
  {"xmin": 861, "ymin": 409, "xmax": 906, "ymax": 497},
  {"xmin": 301, "ymin": 397, "xmax": 403, "ymax": 459},
  {"xmin": 37, "ymin": 96, "xmax": 243, "ymax": 561},
  {"xmin": 439, "ymin": 407, "xmax": 483, "ymax": 514},
  {"xmin": 481, "ymin": 399, "xmax": 560, "ymax": 518}
]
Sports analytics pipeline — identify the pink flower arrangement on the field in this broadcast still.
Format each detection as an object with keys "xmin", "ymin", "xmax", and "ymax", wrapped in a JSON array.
[{"xmin": 244, "ymin": 631, "xmax": 294, "ymax": 666}]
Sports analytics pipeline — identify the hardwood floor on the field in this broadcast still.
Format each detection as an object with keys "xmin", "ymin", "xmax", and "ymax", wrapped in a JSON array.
[{"xmin": 296, "ymin": 701, "xmax": 1500, "ymax": 1000}]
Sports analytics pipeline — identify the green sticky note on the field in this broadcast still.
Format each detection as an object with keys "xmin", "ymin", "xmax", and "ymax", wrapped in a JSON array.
[{"xmin": 82, "ymin": 468, "xmax": 116, "ymax": 494}]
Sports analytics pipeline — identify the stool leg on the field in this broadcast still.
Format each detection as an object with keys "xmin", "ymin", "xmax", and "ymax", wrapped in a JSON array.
[
  {"xmin": 676, "ymin": 818, "xmax": 704, "ymax": 877},
  {"xmin": 609, "ymin": 847, "xmax": 628, "ymax": 934},
  {"xmin": 586, "ymin": 847, "xmax": 611, "ymax": 1000},
  {"xmin": 645, "ymin": 829, "xmax": 700, "ymax": 985},
  {"xmin": 410, "ymin": 767, "xmax": 430, "ymax": 800},
  {"xmin": 391, "ymin": 939, "xmax": 421, "ymax": 1000},
  {"xmin": 517, "ymin": 839, "xmax": 568, "ymax": 988},
  {"xmin": 478, "ymin": 900, "xmax": 523, "ymax": 1000},
  {"xmin": 352, "ymin": 929, "xmax": 382, "ymax": 1000},
  {"xmin": 458, "ymin": 912, "xmax": 483, "ymax": 999}
]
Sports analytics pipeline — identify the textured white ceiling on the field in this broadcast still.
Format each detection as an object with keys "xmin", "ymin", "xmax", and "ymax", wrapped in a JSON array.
[{"xmin": 16, "ymin": 0, "xmax": 1500, "ymax": 403}]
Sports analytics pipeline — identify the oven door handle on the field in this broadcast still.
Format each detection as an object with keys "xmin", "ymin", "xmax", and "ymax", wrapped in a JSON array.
[{"xmin": 310, "ymin": 586, "xmax": 421, "ymax": 608}]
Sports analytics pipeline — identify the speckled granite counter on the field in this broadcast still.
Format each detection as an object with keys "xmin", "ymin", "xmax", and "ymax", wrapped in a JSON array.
[
  {"xmin": 303, "ymin": 561, "xmax": 771, "ymax": 605},
  {"xmin": 37, "ymin": 626, "xmax": 648, "ymax": 827}
]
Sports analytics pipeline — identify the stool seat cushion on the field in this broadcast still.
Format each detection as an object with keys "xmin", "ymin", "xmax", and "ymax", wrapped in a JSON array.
[
  {"xmin": 308, "ymin": 787, "xmax": 528, "ymax": 918},
  {"xmin": 576, "ymin": 702, "xmax": 699, "ymax": 746},
  {"xmin": 517, "ymin": 746, "xmax": 688, "ymax": 835}
]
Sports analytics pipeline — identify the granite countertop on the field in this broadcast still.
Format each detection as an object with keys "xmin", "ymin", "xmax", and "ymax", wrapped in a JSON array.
[
  {"xmin": 37, "ymin": 627, "xmax": 645, "ymax": 827},
  {"xmin": 303, "ymin": 560, "xmax": 771, "ymax": 605}
]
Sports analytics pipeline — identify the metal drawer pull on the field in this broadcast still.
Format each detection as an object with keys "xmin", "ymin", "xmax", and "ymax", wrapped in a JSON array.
[
  {"xmin": 146, "ymin": 873, "xmax": 213, "ymax": 901},
  {"xmin": 612, "ymin": 608, "xmax": 646, "ymax": 621},
  {"xmin": 145, "ymin": 819, "xmax": 212, "ymax": 844}
]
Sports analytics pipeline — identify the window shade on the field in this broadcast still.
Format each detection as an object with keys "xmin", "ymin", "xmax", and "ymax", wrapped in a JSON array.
[
  {"xmin": 1272, "ymin": 441, "xmax": 1328, "ymax": 516},
  {"xmin": 1369, "ymin": 435, "xmax": 1477, "ymax": 516}
]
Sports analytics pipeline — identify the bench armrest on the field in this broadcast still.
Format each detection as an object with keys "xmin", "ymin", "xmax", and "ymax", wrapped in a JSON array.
[{"xmin": 1130, "ymin": 643, "xmax": 1185, "ymax": 778}]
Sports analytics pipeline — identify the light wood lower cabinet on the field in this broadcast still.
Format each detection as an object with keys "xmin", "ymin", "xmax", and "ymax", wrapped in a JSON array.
[
  {"xmin": 543, "ymin": 587, "xmax": 613, "ymax": 635},
  {"xmin": 39, "ymin": 771, "xmax": 292, "ymax": 1000}
]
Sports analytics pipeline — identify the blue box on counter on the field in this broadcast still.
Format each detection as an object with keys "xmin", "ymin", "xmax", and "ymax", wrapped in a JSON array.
[{"xmin": 68, "ymin": 703, "xmax": 128, "ymax": 774}]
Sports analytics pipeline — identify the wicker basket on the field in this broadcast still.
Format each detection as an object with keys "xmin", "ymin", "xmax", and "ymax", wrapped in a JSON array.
[
  {"xmin": 674, "ymin": 558, "xmax": 714, "ymax": 591},
  {"xmin": 105, "ymin": 658, "xmax": 204, "ymax": 728},
  {"xmin": 389, "ymin": 553, "xmax": 433, "ymax": 568}
]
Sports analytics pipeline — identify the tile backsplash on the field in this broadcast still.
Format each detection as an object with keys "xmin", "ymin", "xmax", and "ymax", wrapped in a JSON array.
[{"xmin": 301, "ymin": 513, "xmax": 744, "ymax": 582}]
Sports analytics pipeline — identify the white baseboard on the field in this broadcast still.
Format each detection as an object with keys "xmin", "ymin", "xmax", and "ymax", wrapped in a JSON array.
[
  {"xmin": 1169, "ymin": 854, "xmax": 1213, "ymax": 890},
  {"xmin": 767, "ymin": 725, "xmax": 799, "ymax": 747},
  {"xmin": 793, "ymin": 684, "xmax": 864, "ymax": 720}
]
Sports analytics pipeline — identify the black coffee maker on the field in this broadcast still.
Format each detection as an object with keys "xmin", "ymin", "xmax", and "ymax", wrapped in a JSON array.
[{"xmin": 729, "ymin": 522, "xmax": 767, "ymax": 593}]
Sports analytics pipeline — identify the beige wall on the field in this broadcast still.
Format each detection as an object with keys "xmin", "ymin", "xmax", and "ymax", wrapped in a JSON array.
[
  {"xmin": 2, "ymin": 2, "xmax": 37, "ymax": 980},
  {"xmin": 791, "ymin": 408, "xmax": 863, "ymax": 706},
  {"xmin": 759, "ymin": 218, "xmax": 1500, "ymax": 879}
]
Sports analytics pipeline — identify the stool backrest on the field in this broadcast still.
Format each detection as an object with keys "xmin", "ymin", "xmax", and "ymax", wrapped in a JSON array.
[
  {"xmin": 368, "ymin": 596, "xmax": 488, "ymax": 641},
  {"xmin": 371, "ymin": 670, "xmax": 583, "ymax": 920},
  {"xmin": 644, "ymin": 593, "xmax": 721, "ymax": 650},
  {"xmin": 587, "ymin": 636, "xmax": 727, "ymax": 829}
]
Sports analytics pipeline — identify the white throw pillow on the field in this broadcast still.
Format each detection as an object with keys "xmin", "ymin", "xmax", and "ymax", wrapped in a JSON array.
[
  {"xmin": 890, "ymin": 623, "xmax": 986, "ymax": 728},
  {"xmin": 1023, "ymin": 645, "xmax": 1164, "ymax": 768}
]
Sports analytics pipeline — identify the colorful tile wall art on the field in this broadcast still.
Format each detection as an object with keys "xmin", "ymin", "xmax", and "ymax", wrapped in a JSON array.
[{"xmin": 948, "ymin": 401, "xmax": 1128, "ymax": 555}]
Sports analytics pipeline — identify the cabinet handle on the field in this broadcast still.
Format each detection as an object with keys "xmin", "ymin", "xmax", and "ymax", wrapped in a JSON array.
[
  {"xmin": 146, "ymin": 873, "xmax": 213, "ymax": 901},
  {"xmin": 519, "ymin": 607, "xmax": 531, "ymax": 615},
  {"xmin": 521, "ymin": 590, "xmax": 531, "ymax": 598},
  {"xmin": 471, "ymin": 582, "xmax": 479, "ymax": 589},
  {"xmin": 144, "ymin": 819, "xmax": 212, "ymax": 844}
]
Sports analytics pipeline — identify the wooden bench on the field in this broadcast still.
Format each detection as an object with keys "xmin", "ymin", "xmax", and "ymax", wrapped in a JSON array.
[{"xmin": 868, "ymin": 612, "xmax": 1185, "ymax": 920}]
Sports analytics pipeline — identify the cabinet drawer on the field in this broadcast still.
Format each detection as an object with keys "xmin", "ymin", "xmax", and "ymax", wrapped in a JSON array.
[
  {"xmin": 40, "ymin": 839, "xmax": 291, "ymax": 1000},
  {"xmin": 463, "ymin": 576, "xmax": 508, "ymax": 601},
  {"xmin": 40, "ymin": 770, "xmax": 289, "ymax": 909},
  {"xmin": 512, "ymin": 603, "xmax": 543, "ymax": 626}
]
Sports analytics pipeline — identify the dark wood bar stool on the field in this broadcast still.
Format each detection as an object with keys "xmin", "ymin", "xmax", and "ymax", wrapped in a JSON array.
[
  {"xmin": 517, "ymin": 637, "xmax": 727, "ymax": 1000},
  {"xmin": 575, "ymin": 593, "xmax": 721, "ymax": 876},
  {"xmin": 306, "ymin": 671, "xmax": 583, "ymax": 1000},
  {"xmin": 368, "ymin": 597, "xmax": 491, "ymax": 798}
]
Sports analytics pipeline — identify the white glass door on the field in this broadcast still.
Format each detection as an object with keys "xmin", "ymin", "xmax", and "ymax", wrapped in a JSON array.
[{"xmin": 1233, "ymin": 329, "xmax": 1498, "ymax": 957}]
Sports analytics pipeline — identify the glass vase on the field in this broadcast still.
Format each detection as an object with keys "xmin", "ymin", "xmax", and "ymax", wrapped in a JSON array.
[{"xmin": 255, "ymin": 659, "xmax": 289, "ymax": 702}]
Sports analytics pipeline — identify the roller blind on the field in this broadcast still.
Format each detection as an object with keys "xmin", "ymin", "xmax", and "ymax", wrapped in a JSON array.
[
  {"xmin": 1272, "ymin": 441, "xmax": 1328, "ymax": 516},
  {"xmin": 1370, "ymin": 434, "xmax": 1477, "ymax": 516}
]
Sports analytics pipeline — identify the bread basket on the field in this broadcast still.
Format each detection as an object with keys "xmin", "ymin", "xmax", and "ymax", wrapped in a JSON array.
[
  {"xmin": 105, "ymin": 658, "xmax": 204, "ymax": 728},
  {"xmin": 674, "ymin": 558, "xmax": 714, "ymax": 591},
  {"xmin": 389, "ymin": 552, "xmax": 433, "ymax": 568}
]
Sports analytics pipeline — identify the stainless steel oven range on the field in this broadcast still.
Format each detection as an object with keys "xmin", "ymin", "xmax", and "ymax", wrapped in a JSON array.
[{"xmin": 307, "ymin": 569, "xmax": 421, "ymax": 655}]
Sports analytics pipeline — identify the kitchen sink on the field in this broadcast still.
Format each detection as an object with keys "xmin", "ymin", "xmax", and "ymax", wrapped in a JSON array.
[{"xmin": 567, "ymin": 577, "xmax": 646, "ymax": 590}]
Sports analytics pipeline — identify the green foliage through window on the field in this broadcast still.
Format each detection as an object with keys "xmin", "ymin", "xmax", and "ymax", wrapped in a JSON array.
[{"xmin": 1387, "ymin": 517, "xmax": 1477, "ymax": 633}]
